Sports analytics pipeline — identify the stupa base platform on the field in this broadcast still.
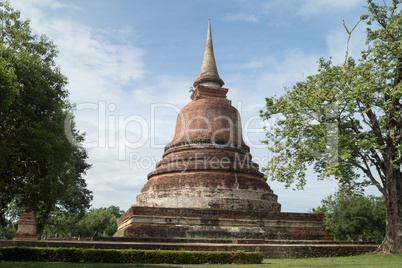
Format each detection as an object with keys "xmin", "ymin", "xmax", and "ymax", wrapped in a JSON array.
[
  {"xmin": 115, "ymin": 206, "xmax": 330, "ymax": 240},
  {"xmin": 12, "ymin": 233, "xmax": 40, "ymax": 241},
  {"xmin": 0, "ymin": 238, "xmax": 378, "ymax": 258}
]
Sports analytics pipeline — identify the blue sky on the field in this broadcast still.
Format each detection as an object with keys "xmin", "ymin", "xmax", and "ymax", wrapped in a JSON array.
[{"xmin": 8, "ymin": 0, "xmax": 380, "ymax": 212}]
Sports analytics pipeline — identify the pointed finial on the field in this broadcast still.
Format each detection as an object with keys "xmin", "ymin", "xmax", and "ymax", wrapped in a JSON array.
[
  {"xmin": 200, "ymin": 19, "xmax": 218, "ymax": 77},
  {"xmin": 193, "ymin": 19, "xmax": 224, "ymax": 88}
]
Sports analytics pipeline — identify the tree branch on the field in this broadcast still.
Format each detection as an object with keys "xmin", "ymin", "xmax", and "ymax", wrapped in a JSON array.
[
  {"xmin": 395, "ymin": 133, "xmax": 402, "ymax": 144},
  {"xmin": 345, "ymin": 116, "xmax": 361, "ymax": 134},
  {"xmin": 343, "ymin": 19, "xmax": 361, "ymax": 67},
  {"xmin": 354, "ymin": 154, "xmax": 385, "ymax": 195},
  {"xmin": 343, "ymin": 115, "xmax": 387, "ymax": 183}
]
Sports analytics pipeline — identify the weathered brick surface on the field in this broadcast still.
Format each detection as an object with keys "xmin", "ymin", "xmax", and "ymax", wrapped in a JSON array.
[
  {"xmin": 115, "ymin": 207, "xmax": 330, "ymax": 240},
  {"xmin": 136, "ymin": 172, "xmax": 280, "ymax": 210},
  {"xmin": 0, "ymin": 239, "xmax": 378, "ymax": 258},
  {"xmin": 169, "ymin": 98, "xmax": 243, "ymax": 146},
  {"xmin": 12, "ymin": 211, "xmax": 39, "ymax": 241},
  {"xmin": 191, "ymin": 85, "xmax": 228, "ymax": 101},
  {"xmin": 132, "ymin": 87, "xmax": 281, "ymax": 211}
]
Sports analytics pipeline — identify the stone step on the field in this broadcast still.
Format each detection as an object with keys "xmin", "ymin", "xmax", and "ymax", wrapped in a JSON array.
[
  {"xmin": 92, "ymin": 236, "xmax": 377, "ymax": 245},
  {"xmin": 1, "ymin": 239, "xmax": 378, "ymax": 258}
]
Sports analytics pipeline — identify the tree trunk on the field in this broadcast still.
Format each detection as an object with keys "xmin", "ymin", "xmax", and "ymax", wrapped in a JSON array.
[{"xmin": 377, "ymin": 170, "xmax": 402, "ymax": 254}]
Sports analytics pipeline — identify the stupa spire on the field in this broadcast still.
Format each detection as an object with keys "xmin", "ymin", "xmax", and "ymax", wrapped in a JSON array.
[
  {"xmin": 201, "ymin": 19, "xmax": 219, "ymax": 77},
  {"xmin": 193, "ymin": 19, "xmax": 224, "ymax": 88}
]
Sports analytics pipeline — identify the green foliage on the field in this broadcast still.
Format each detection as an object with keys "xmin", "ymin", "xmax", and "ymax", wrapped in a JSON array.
[
  {"xmin": 2, "ymin": 205, "xmax": 124, "ymax": 239},
  {"xmin": 0, "ymin": 1, "xmax": 92, "ymax": 230},
  {"xmin": 0, "ymin": 1, "xmax": 24, "ymax": 111},
  {"xmin": 0, "ymin": 222, "xmax": 16, "ymax": 240},
  {"xmin": 260, "ymin": 0, "xmax": 401, "ymax": 190},
  {"xmin": 0, "ymin": 48, "xmax": 21, "ymax": 111},
  {"xmin": 312, "ymin": 193, "xmax": 386, "ymax": 244},
  {"xmin": 75, "ymin": 206, "xmax": 124, "ymax": 237},
  {"xmin": 0, "ymin": 247, "xmax": 263, "ymax": 264},
  {"xmin": 41, "ymin": 209, "xmax": 84, "ymax": 239},
  {"xmin": 0, "ymin": 201, "xmax": 21, "ymax": 239}
]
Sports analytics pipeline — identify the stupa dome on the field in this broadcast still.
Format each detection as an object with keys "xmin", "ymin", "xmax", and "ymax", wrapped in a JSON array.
[{"xmin": 133, "ymin": 20, "xmax": 281, "ymax": 212}]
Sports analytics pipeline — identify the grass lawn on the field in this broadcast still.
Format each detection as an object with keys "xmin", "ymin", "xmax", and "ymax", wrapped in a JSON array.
[
  {"xmin": 262, "ymin": 253, "xmax": 402, "ymax": 267},
  {"xmin": 1, "ymin": 254, "xmax": 401, "ymax": 267}
]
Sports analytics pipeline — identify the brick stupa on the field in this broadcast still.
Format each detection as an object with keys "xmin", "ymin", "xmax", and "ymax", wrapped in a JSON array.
[
  {"xmin": 13, "ymin": 211, "xmax": 40, "ymax": 240},
  {"xmin": 115, "ymin": 21, "xmax": 329, "ymax": 240}
]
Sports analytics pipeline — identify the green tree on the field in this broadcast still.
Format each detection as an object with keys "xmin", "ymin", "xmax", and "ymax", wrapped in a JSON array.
[
  {"xmin": 0, "ymin": 201, "xmax": 21, "ymax": 239},
  {"xmin": 0, "ymin": 50, "xmax": 20, "ymax": 111},
  {"xmin": 42, "ymin": 208, "xmax": 84, "ymax": 239},
  {"xmin": 75, "ymin": 206, "xmax": 124, "ymax": 237},
  {"xmin": 312, "ymin": 193, "xmax": 386, "ymax": 244},
  {"xmin": 0, "ymin": 1, "xmax": 22, "ymax": 111},
  {"xmin": 260, "ymin": 0, "xmax": 402, "ymax": 253},
  {"xmin": 0, "ymin": 1, "xmax": 92, "ymax": 231}
]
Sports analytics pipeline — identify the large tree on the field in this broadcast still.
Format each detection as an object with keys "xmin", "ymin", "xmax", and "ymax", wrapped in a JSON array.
[
  {"xmin": 260, "ymin": 0, "xmax": 402, "ymax": 254},
  {"xmin": 0, "ymin": 1, "xmax": 92, "ymax": 230}
]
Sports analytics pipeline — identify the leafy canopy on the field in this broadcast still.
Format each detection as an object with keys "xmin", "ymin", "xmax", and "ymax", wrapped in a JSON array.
[
  {"xmin": 0, "ymin": 0, "xmax": 92, "ymax": 228},
  {"xmin": 260, "ymin": 0, "xmax": 402, "ymax": 194}
]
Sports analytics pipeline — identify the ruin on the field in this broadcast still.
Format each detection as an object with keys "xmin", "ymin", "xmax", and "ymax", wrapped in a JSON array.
[
  {"xmin": 12, "ymin": 211, "xmax": 40, "ymax": 241},
  {"xmin": 114, "ymin": 20, "xmax": 329, "ymax": 240}
]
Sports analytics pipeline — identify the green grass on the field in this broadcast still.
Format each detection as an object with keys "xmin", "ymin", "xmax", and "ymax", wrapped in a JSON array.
[
  {"xmin": 262, "ymin": 253, "xmax": 402, "ymax": 267},
  {"xmin": 1, "ymin": 254, "xmax": 402, "ymax": 267}
]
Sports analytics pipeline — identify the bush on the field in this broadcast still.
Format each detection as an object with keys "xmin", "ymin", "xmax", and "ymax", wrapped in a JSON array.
[
  {"xmin": 0, "ymin": 247, "xmax": 263, "ymax": 264},
  {"xmin": 312, "ymin": 193, "xmax": 386, "ymax": 243}
]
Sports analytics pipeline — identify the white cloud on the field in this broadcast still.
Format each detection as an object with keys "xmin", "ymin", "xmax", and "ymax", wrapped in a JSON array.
[
  {"xmin": 9, "ymin": 0, "xmax": 146, "ymax": 104},
  {"xmin": 37, "ymin": 20, "xmax": 146, "ymax": 103},
  {"xmin": 10, "ymin": 0, "xmax": 75, "ymax": 14},
  {"xmin": 261, "ymin": 0, "xmax": 362, "ymax": 19},
  {"xmin": 8, "ymin": 0, "xmax": 154, "ymax": 210},
  {"xmin": 8, "ymin": 0, "xmax": 80, "ymax": 38},
  {"xmin": 234, "ymin": 50, "xmax": 319, "ymax": 93},
  {"xmin": 261, "ymin": 1, "xmax": 293, "ymax": 14},
  {"xmin": 298, "ymin": 0, "xmax": 362, "ymax": 16},
  {"xmin": 242, "ymin": 60, "xmax": 265, "ymax": 69},
  {"xmin": 225, "ymin": 13, "xmax": 258, "ymax": 23}
]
